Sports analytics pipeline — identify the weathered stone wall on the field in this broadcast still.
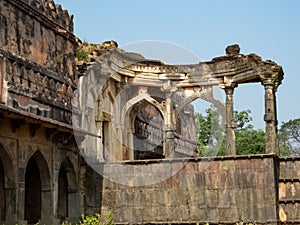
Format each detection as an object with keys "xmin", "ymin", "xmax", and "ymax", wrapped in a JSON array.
[
  {"xmin": 97, "ymin": 155, "xmax": 278, "ymax": 224},
  {"xmin": 278, "ymin": 158, "xmax": 300, "ymax": 223},
  {"xmin": 0, "ymin": 114, "xmax": 80, "ymax": 224},
  {"xmin": 0, "ymin": 1, "xmax": 82, "ymax": 224},
  {"xmin": 0, "ymin": 0, "xmax": 75, "ymax": 76},
  {"xmin": 0, "ymin": 0, "xmax": 77, "ymax": 124}
]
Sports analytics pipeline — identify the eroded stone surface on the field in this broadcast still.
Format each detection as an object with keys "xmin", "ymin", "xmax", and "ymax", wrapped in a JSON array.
[{"xmin": 0, "ymin": 0, "xmax": 297, "ymax": 224}]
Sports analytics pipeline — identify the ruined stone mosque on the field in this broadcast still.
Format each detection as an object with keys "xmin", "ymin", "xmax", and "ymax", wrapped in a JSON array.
[{"xmin": 0, "ymin": 0, "xmax": 299, "ymax": 224}]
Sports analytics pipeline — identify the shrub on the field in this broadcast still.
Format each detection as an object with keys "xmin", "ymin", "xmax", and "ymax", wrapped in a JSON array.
[
  {"xmin": 76, "ymin": 48, "xmax": 89, "ymax": 62},
  {"xmin": 62, "ymin": 212, "xmax": 114, "ymax": 225}
]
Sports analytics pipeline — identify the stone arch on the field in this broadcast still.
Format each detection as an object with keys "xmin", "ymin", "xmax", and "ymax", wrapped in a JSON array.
[
  {"xmin": 25, "ymin": 151, "xmax": 51, "ymax": 224},
  {"xmin": 171, "ymin": 87, "xmax": 226, "ymax": 156},
  {"xmin": 60, "ymin": 157, "xmax": 77, "ymax": 191},
  {"xmin": 174, "ymin": 87, "xmax": 225, "ymax": 121},
  {"xmin": 57, "ymin": 157, "xmax": 77, "ymax": 220},
  {"xmin": 0, "ymin": 143, "xmax": 16, "ymax": 188},
  {"xmin": 121, "ymin": 94, "xmax": 165, "ymax": 126},
  {"xmin": 122, "ymin": 95, "xmax": 165, "ymax": 160},
  {"xmin": 100, "ymin": 88, "xmax": 120, "ymax": 161},
  {"xmin": 25, "ymin": 150, "xmax": 51, "ymax": 188}
]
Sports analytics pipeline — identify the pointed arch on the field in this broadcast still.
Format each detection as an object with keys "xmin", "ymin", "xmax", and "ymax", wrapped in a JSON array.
[
  {"xmin": 60, "ymin": 157, "xmax": 77, "ymax": 190},
  {"xmin": 25, "ymin": 151, "xmax": 51, "ymax": 224},
  {"xmin": 121, "ymin": 94, "xmax": 165, "ymax": 160},
  {"xmin": 25, "ymin": 151, "xmax": 51, "ymax": 188},
  {"xmin": 57, "ymin": 157, "xmax": 77, "ymax": 220},
  {"xmin": 57, "ymin": 166, "xmax": 68, "ymax": 220},
  {"xmin": 175, "ymin": 87, "xmax": 225, "ymax": 121},
  {"xmin": 0, "ymin": 143, "xmax": 16, "ymax": 188},
  {"xmin": 121, "ymin": 93, "xmax": 165, "ymax": 125},
  {"xmin": 25, "ymin": 156, "xmax": 41, "ymax": 224}
]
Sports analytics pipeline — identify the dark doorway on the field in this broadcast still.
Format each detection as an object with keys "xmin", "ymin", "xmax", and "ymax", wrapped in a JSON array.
[
  {"xmin": 57, "ymin": 166, "xmax": 68, "ymax": 220},
  {"xmin": 133, "ymin": 102, "xmax": 164, "ymax": 160},
  {"xmin": 25, "ymin": 157, "xmax": 41, "ymax": 224},
  {"xmin": 0, "ymin": 157, "xmax": 6, "ymax": 221}
]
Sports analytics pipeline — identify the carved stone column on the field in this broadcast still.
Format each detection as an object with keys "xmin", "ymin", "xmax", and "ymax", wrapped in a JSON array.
[
  {"xmin": 224, "ymin": 86, "xmax": 236, "ymax": 155},
  {"xmin": 262, "ymin": 78, "xmax": 278, "ymax": 154},
  {"xmin": 164, "ymin": 94, "xmax": 175, "ymax": 157}
]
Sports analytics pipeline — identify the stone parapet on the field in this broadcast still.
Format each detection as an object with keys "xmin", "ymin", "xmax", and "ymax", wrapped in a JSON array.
[
  {"xmin": 0, "ymin": 0, "xmax": 76, "ymax": 75},
  {"xmin": 8, "ymin": 0, "xmax": 74, "ymax": 34},
  {"xmin": 90, "ymin": 154, "xmax": 279, "ymax": 224}
]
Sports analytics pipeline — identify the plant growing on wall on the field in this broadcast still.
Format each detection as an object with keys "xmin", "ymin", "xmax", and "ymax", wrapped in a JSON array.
[
  {"xmin": 76, "ymin": 48, "xmax": 89, "ymax": 62},
  {"xmin": 56, "ymin": 54, "xmax": 63, "ymax": 64}
]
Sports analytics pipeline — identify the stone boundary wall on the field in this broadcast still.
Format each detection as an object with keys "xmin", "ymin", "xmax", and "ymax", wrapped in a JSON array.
[
  {"xmin": 279, "ymin": 157, "xmax": 300, "ymax": 223},
  {"xmin": 96, "ymin": 154, "xmax": 279, "ymax": 225}
]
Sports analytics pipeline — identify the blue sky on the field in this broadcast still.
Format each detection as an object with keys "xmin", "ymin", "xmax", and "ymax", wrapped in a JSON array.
[{"xmin": 55, "ymin": 0, "xmax": 300, "ymax": 129}]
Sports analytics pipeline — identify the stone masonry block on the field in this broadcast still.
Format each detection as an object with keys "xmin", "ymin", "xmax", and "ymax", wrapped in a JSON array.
[
  {"xmin": 205, "ymin": 189, "xmax": 219, "ymax": 207},
  {"xmin": 217, "ymin": 189, "xmax": 232, "ymax": 207}
]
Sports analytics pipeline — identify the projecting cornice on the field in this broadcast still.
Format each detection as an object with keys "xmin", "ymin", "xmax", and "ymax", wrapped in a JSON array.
[{"xmin": 97, "ymin": 44, "xmax": 284, "ymax": 88}]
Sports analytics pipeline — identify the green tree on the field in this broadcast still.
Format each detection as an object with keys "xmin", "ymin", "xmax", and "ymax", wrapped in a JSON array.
[
  {"xmin": 196, "ymin": 107, "xmax": 265, "ymax": 156},
  {"xmin": 234, "ymin": 109, "xmax": 253, "ymax": 130},
  {"xmin": 235, "ymin": 128, "xmax": 265, "ymax": 155},
  {"xmin": 234, "ymin": 110, "xmax": 265, "ymax": 155},
  {"xmin": 195, "ymin": 106, "xmax": 225, "ymax": 156},
  {"xmin": 279, "ymin": 118, "xmax": 300, "ymax": 156}
]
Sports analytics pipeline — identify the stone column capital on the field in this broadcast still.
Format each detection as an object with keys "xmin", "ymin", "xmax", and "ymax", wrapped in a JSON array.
[
  {"xmin": 260, "ymin": 74, "xmax": 277, "ymax": 87},
  {"xmin": 224, "ymin": 86, "xmax": 235, "ymax": 95},
  {"xmin": 219, "ymin": 83, "xmax": 238, "ymax": 92}
]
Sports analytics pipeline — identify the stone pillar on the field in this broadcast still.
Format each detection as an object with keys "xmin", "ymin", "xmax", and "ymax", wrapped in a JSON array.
[
  {"xmin": 262, "ymin": 78, "xmax": 278, "ymax": 154},
  {"xmin": 224, "ymin": 86, "xmax": 236, "ymax": 155},
  {"xmin": 52, "ymin": 164, "xmax": 61, "ymax": 225},
  {"xmin": 40, "ymin": 188, "xmax": 52, "ymax": 225},
  {"xmin": 67, "ymin": 192, "xmax": 80, "ymax": 224},
  {"xmin": 5, "ymin": 187, "xmax": 17, "ymax": 223},
  {"xmin": 17, "ymin": 167, "xmax": 26, "ymax": 222},
  {"xmin": 164, "ymin": 94, "xmax": 175, "ymax": 157}
]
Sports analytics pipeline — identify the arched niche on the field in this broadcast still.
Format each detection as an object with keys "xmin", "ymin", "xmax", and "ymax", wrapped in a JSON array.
[
  {"xmin": 125, "ymin": 99, "xmax": 165, "ymax": 160},
  {"xmin": 98, "ymin": 82, "xmax": 120, "ymax": 161},
  {"xmin": 57, "ymin": 157, "xmax": 77, "ymax": 221},
  {"xmin": 24, "ymin": 151, "xmax": 51, "ymax": 224}
]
